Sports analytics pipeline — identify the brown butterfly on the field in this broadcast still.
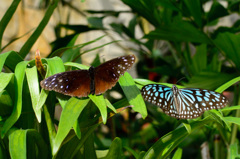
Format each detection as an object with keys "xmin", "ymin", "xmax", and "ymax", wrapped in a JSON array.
[{"xmin": 40, "ymin": 55, "xmax": 136, "ymax": 97}]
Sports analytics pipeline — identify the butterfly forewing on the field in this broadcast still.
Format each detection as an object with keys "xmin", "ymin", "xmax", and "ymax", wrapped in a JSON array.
[
  {"xmin": 94, "ymin": 55, "xmax": 136, "ymax": 95},
  {"xmin": 141, "ymin": 84, "xmax": 228, "ymax": 119},
  {"xmin": 40, "ymin": 70, "xmax": 91, "ymax": 97}
]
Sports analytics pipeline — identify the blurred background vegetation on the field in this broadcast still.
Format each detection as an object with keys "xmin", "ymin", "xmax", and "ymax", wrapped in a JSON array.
[{"xmin": 1, "ymin": 0, "xmax": 240, "ymax": 158}]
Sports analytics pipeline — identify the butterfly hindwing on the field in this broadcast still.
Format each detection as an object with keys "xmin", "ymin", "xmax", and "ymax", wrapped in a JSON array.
[
  {"xmin": 141, "ymin": 84, "xmax": 173, "ymax": 114},
  {"xmin": 40, "ymin": 70, "xmax": 91, "ymax": 97}
]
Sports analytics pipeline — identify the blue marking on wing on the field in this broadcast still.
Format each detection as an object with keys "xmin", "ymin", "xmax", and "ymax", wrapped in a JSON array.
[
  {"xmin": 160, "ymin": 93, "xmax": 164, "ymax": 98},
  {"xmin": 204, "ymin": 96, "xmax": 209, "ymax": 101},
  {"xmin": 197, "ymin": 96, "xmax": 202, "ymax": 102},
  {"xmin": 195, "ymin": 90, "xmax": 202, "ymax": 96}
]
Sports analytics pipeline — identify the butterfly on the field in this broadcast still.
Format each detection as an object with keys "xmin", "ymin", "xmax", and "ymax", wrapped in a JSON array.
[
  {"xmin": 40, "ymin": 55, "xmax": 136, "ymax": 97},
  {"xmin": 141, "ymin": 84, "xmax": 228, "ymax": 119}
]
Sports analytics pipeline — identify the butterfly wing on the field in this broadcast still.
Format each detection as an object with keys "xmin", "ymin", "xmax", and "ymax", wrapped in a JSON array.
[
  {"xmin": 94, "ymin": 55, "xmax": 136, "ymax": 95},
  {"xmin": 40, "ymin": 70, "xmax": 91, "ymax": 98},
  {"xmin": 177, "ymin": 88, "xmax": 228, "ymax": 119},
  {"xmin": 141, "ymin": 84, "xmax": 178, "ymax": 117}
]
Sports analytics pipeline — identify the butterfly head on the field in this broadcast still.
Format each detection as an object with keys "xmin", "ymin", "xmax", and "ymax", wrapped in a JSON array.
[{"xmin": 172, "ymin": 85, "xmax": 179, "ymax": 95}]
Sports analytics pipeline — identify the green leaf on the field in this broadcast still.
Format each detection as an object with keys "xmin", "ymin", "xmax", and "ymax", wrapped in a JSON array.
[
  {"xmin": 26, "ymin": 66, "xmax": 41, "ymax": 122},
  {"xmin": 3, "ymin": 51, "xmax": 23, "ymax": 71},
  {"xmin": 145, "ymin": 21, "xmax": 210, "ymax": 43},
  {"xmin": 0, "ymin": 73, "xmax": 14, "ymax": 92},
  {"xmin": 0, "ymin": 90, "xmax": 13, "ymax": 117},
  {"xmin": 224, "ymin": 117, "xmax": 240, "ymax": 126},
  {"xmin": 215, "ymin": 76, "xmax": 240, "ymax": 93},
  {"xmin": 183, "ymin": 0, "xmax": 202, "ymax": 27},
  {"xmin": 119, "ymin": 72, "xmax": 147, "ymax": 119},
  {"xmin": 143, "ymin": 117, "xmax": 213, "ymax": 158},
  {"xmin": 172, "ymin": 148, "xmax": 182, "ymax": 159},
  {"xmin": 105, "ymin": 99, "xmax": 116, "ymax": 113},
  {"xmin": 9, "ymin": 129, "xmax": 48, "ymax": 159},
  {"xmin": 207, "ymin": 1, "xmax": 228, "ymax": 23},
  {"xmin": 64, "ymin": 62, "xmax": 89, "ymax": 69},
  {"xmin": 190, "ymin": 44, "xmax": 207, "ymax": 74},
  {"xmin": 0, "ymin": 51, "xmax": 11, "ymax": 71},
  {"xmin": 222, "ymin": 105, "xmax": 240, "ymax": 112},
  {"xmin": 9, "ymin": 130, "xmax": 27, "ymax": 159},
  {"xmin": 53, "ymin": 98, "xmax": 90, "ymax": 156},
  {"xmin": 89, "ymin": 95, "xmax": 107, "ymax": 124},
  {"xmin": 87, "ymin": 17, "xmax": 104, "ymax": 29},
  {"xmin": 230, "ymin": 144, "xmax": 240, "ymax": 158},
  {"xmin": 185, "ymin": 72, "xmax": 236, "ymax": 90},
  {"xmin": 1, "ymin": 61, "xmax": 29, "ymax": 138},
  {"xmin": 214, "ymin": 32, "xmax": 240, "ymax": 70},
  {"xmin": 0, "ymin": 0, "xmax": 21, "ymax": 50},
  {"xmin": 182, "ymin": 122, "xmax": 191, "ymax": 134},
  {"xmin": 101, "ymin": 137, "xmax": 123, "ymax": 159},
  {"xmin": 121, "ymin": 0, "xmax": 161, "ymax": 26}
]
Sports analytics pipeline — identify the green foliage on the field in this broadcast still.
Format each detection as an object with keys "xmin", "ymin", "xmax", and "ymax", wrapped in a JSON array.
[{"xmin": 1, "ymin": 0, "xmax": 240, "ymax": 159}]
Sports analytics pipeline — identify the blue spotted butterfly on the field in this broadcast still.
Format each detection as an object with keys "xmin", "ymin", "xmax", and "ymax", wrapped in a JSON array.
[{"xmin": 141, "ymin": 84, "xmax": 228, "ymax": 119}]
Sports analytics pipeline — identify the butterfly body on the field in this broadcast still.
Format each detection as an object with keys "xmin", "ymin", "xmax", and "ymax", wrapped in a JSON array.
[
  {"xmin": 40, "ymin": 55, "xmax": 136, "ymax": 97},
  {"xmin": 141, "ymin": 84, "xmax": 228, "ymax": 119}
]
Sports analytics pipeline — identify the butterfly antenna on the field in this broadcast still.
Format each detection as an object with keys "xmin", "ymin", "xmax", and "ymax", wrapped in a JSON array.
[{"xmin": 176, "ymin": 77, "xmax": 186, "ymax": 85}]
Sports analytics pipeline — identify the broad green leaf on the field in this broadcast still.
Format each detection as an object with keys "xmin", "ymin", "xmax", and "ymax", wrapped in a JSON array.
[
  {"xmin": 9, "ymin": 130, "xmax": 27, "ymax": 159},
  {"xmin": 0, "ymin": 51, "xmax": 12, "ymax": 71},
  {"xmin": 185, "ymin": 72, "xmax": 236, "ymax": 90},
  {"xmin": 0, "ymin": 73, "xmax": 14, "ymax": 92},
  {"xmin": 224, "ymin": 117, "xmax": 240, "ymax": 126},
  {"xmin": 0, "ymin": 90, "xmax": 13, "ymax": 117},
  {"xmin": 45, "ymin": 57, "xmax": 65, "ymax": 75},
  {"xmin": 9, "ymin": 129, "xmax": 48, "ymax": 159},
  {"xmin": 143, "ymin": 117, "xmax": 213, "ymax": 158},
  {"xmin": 87, "ymin": 17, "xmax": 104, "ymax": 29},
  {"xmin": 101, "ymin": 137, "xmax": 123, "ymax": 159},
  {"xmin": 121, "ymin": 0, "xmax": 161, "ymax": 26},
  {"xmin": 105, "ymin": 99, "xmax": 116, "ymax": 113},
  {"xmin": 182, "ymin": 122, "xmax": 191, "ymax": 134},
  {"xmin": 1, "ymin": 61, "xmax": 29, "ymax": 138},
  {"xmin": 222, "ymin": 105, "xmax": 240, "ymax": 111},
  {"xmin": 0, "ymin": 51, "xmax": 23, "ymax": 71},
  {"xmin": 26, "ymin": 66, "xmax": 41, "ymax": 122},
  {"xmin": 89, "ymin": 95, "xmax": 107, "ymax": 124},
  {"xmin": 191, "ymin": 44, "xmax": 207, "ymax": 74},
  {"xmin": 53, "ymin": 98, "xmax": 90, "ymax": 156},
  {"xmin": 215, "ymin": 76, "xmax": 240, "ymax": 93},
  {"xmin": 57, "ymin": 124, "xmax": 99, "ymax": 159},
  {"xmin": 183, "ymin": 0, "xmax": 202, "ymax": 27},
  {"xmin": 0, "ymin": 0, "xmax": 21, "ymax": 50},
  {"xmin": 64, "ymin": 62, "xmax": 89, "ymax": 69},
  {"xmin": 119, "ymin": 72, "xmax": 147, "ymax": 119},
  {"xmin": 145, "ymin": 21, "xmax": 210, "ymax": 43},
  {"xmin": 230, "ymin": 144, "xmax": 240, "ymax": 158},
  {"xmin": 172, "ymin": 148, "xmax": 182, "ymax": 159},
  {"xmin": 214, "ymin": 33, "xmax": 240, "ymax": 70},
  {"xmin": 4, "ymin": 51, "xmax": 23, "ymax": 71}
]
